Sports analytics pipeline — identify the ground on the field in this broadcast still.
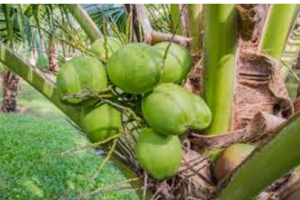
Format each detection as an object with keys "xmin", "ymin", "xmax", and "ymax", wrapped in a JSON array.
[{"xmin": 0, "ymin": 80, "xmax": 138, "ymax": 199}]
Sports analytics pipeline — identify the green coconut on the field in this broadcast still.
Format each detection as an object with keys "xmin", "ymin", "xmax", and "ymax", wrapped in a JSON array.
[
  {"xmin": 142, "ymin": 83, "xmax": 195, "ymax": 135},
  {"xmin": 80, "ymin": 104, "xmax": 121, "ymax": 143},
  {"xmin": 136, "ymin": 128, "xmax": 182, "ymax": 179},
  {"xmin": 56, "ymin": 56, "xmax": 107, "ymax": 106},
  {"xmin": 154, "ymin": 42, "xmax": 192, "ymax": 83},
  {"xmin": 189, "ymin": 93, "xmax": 212, "ymax": 130},
  {"xmin": 107, "ymin": 43, "xmax": 163, "ymax": 94},
  {"xmin": 91, "ymin": 37, "xmax": 123, "ymax": 61},
  {"xmin": 215, "ymin": 143, "xmax": 255, "ymax": 181}
]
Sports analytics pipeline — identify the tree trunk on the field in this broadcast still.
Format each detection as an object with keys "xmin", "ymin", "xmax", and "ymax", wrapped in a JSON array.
[
  {"xmin": 48, "ymin": 38, "xmax": 58, "ymax": 72},
  {"xmin": 1, "ymin": 69, "xmax": 19, "ymax": 112}
]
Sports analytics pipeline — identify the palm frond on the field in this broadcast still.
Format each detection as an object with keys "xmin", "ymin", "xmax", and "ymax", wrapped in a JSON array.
[{"xmin": 82, "ymin": 4, "xmax": 127, "ymax": 35}]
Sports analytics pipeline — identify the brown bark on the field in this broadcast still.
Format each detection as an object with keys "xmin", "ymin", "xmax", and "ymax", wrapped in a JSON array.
[
  {"xmin": 237, "ymin": 4, "xmax": 270, "ymax": 51},
  {"xmin": 48, "ymin": 39, "xmax": 58, "ymax": 72},
  {"xmin": 1, "ymin": 69, "xmax": 19, "ymax": 112}
]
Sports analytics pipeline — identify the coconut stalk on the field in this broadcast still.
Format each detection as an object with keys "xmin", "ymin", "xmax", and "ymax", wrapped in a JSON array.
[
  {"xmin": 170, "ymin": 4, "xmax": 183, "ymax": 35},
  {"xmin": 65, "ymin": 4, "xmax": 103, "ymax": 42},
  {"xmin": 217, "ymin": 110, "xmax": 300, "ymax": 199},
  {"xmin": 186, "ymin": 4, "xmax": 202, "ymax": 55},
  {"xmin": 203, "ymin": 4, "xmax": 238, "ymax": 134},
  {"xmin": 259, "ymin": 4, "xmax": 298, "ymax": 59}
]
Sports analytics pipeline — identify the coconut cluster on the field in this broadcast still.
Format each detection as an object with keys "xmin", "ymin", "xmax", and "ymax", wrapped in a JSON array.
[{"xmin": 56, "ymin": 37, "xmax": 212, "ymax": 180}]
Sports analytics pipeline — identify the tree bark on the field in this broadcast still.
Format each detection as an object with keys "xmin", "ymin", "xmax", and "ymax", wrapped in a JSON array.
[
  {"xmin": 48, "ymin": 37, "xmax": 58, "ymax": 72},
  {"xmin": 1, "ymin": 69, "xmax": 19, "ymax": 112}
]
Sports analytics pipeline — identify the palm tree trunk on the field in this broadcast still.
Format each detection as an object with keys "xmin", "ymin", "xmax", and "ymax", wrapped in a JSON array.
[
  {"xmin": 1, "ymin": 4, "xmax": 19, "ymax": 113},
  {"xmin": 1, "ymin": 69, "xmax": 19, "ymax": 112},
  {"xmin": 48, "ymin": 37, "xmax": 58, "ymax": 72}
]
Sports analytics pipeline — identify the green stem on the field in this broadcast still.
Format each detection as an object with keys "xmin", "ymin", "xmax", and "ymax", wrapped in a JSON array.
[
  {"xmin": 217, "ymin": 110, "xmax": 300, "ymax": 200},
  {"xmin": 0, "ymin": 42, "xmax": 81, "ymax": 124},
  {"xmin": 186, "ymin": 4, "xmax": 202, "ymax": 54},
  {"xmin": 203, "ymin": 4, "xmax": 238, "ymax": 135},
  {"xmin": 170, "ymin": 4, "xmax": 182, "ymax": 35},
  {"xmin": 259, "ymin": 4, "xmax": 298, "ymax": 59},
  {"xmin": 65, "ymin": 4, "xmax": 103, "ymax": 42}
]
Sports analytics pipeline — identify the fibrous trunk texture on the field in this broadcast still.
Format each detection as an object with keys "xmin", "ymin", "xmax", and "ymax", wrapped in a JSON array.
[
  {"xmin": 232, "ymin": 51, "xmax": 293, "ymax": 130},
  {"xmin": 1, "ymin": 69, "xmax": 19, "ymax": 112},
  {"xmin": 217, "ymin": 4, "xmax": 298, "ymax": 200},
  {"xmin": 48, "ymin": 40, "xmax": 58, "ymax": 72}
]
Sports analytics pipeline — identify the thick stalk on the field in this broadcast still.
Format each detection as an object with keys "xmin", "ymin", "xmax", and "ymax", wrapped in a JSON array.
[
  {"xmin": 259, "ymin": 4, "xmax": 298, "ymax": 59},
  {"xmin": 203, "ymin": 4, "xmax": 238, "ymax": 135},
  {"xmin": 217, "ymin": 110, "xmax": 300, "ymax": 200},
  {"xmin": 170, "ymin": 4, "xmax": 182, "ymax": 35},
  {"xmin": 65, "ymin": 4, "xmax": 103, "ymax": 42},
  {"xmin": 186, "ymin": 4, "xmax": 202, "ymax": 54}
]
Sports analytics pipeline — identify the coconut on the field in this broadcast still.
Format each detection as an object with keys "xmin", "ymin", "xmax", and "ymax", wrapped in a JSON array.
[
  {"xmin": 136, "ymin": 128, "xmax": 182, "ymax": 179},
  {"xmin": 215, "ymin": 143, "xmax": 255, "ymax": 180},
  {"xmin": 91, "ymin": 37, "xmax": 123, "ymax": 60},
  {"xmin": 142, "ymin": 83, "xmax": 195, "ymax": 135},
  {"xmin": 56, "ymin": 56, "xmax": 107, "ymax": 106},
  {"xmin": 189, "ymin": 93, "xmax": 212, "ymax": 130},
  {"xmin": 107, "ymin": 43, "xmax": 163, "ymax": 94},
  {"xmin": 80, "ymin": 104, "xmax": 121, "ymax": 143},
  {"xmin": 154, "ymin": 42, "xmax": 192, "ymax": 83}
]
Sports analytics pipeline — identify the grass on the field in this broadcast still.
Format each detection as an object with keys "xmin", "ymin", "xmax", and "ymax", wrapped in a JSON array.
[
  {"xmin": 0, "ymin": 80, "xmax": 139, "ymax": 200},
  {"xmin": 17, "ymin": 79, "xmax": 68, "ymax": 125}
]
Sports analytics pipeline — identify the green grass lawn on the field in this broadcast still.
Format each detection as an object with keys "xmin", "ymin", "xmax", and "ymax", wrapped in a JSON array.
[
  {"xmin": 0, "ymin": 80, "xmax": 138, "ymax": 200},
  {"xmin": 17, "ymin": 79, "xmax": 69, "ymax": 125}
]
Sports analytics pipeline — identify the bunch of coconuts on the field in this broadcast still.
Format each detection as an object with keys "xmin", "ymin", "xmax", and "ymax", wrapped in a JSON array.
[{"xmin": 56, "ymin": 37, "xmax": 214, "ymax": 180}]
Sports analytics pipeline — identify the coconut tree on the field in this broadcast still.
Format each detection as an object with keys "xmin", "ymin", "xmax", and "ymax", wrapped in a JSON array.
[
  {"xmin": 2, "ymin": 4, "xmax": 300, "ymax": 200},
  {"xmin": 0, "ymin": 4, "xmax": 23, "ymax": 112}
]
